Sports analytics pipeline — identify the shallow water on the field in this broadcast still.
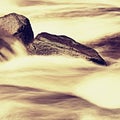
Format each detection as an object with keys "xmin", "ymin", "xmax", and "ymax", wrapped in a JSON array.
[{"xmin": 0, "ymin": 0, "xmax": 120, "ymax": 120}]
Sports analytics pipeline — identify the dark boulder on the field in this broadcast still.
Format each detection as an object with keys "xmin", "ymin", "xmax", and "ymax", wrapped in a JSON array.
[
  {"xmin": 27, "ymin": 32, "xmax": 107, "ymax": 66},
  {"xmin": 0, "ymin": 13, "xmax": 34, "ymax": 45}
]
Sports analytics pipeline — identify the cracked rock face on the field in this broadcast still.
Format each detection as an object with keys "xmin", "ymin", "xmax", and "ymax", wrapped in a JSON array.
[
  {"xmin": 27, "ymin": 32, "xmax": 107, "ymax": 66},
  {"xmin": 0, "ymin": 13, "xmax": 34, "ymax": 45}
]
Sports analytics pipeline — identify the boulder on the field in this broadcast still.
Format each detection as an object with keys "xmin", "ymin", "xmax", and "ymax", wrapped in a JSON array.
[
  {"xmin": 0, "ymin": 13, "xmax": 34, "ymax": 45},
  {"xmin": 27, "ymin": 32, "xmax": 107, "ymax": 66}
]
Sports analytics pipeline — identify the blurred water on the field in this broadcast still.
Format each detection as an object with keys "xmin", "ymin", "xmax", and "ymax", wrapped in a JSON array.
[
  {"xmin": 0, "ymin": 0, "xmax": 120, "ymax": 120},
  {"xmin": 1, "ymin": 0, "xmax": 120, "ymax": 42}
]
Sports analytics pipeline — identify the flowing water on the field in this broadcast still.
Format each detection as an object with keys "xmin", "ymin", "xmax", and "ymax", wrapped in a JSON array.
[{"xmin": 0, "ymin": 0, "xmax": 120, "ymax": 120}]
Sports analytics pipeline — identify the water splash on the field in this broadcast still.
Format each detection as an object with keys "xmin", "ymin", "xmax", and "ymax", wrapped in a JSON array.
[{"xmin": 0, "ymin": 30, "xmax": 27, "ymax": 61}]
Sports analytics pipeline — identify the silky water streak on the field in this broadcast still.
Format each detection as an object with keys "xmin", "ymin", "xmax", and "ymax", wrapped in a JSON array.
[
  {"xmin": 0, "ymin": 30, "xmax": 27, "ymax": 61},
  {"xmin": 0, "ymin": 38, "xmax": 120, "ymax": 119}
]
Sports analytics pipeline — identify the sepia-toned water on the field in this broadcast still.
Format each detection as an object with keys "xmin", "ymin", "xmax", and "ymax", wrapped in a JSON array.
[{"xmin": 0, "ymin": 0, "xmax": 120, "ymax": 119}]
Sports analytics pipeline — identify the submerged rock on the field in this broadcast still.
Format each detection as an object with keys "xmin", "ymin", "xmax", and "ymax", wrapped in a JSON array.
[
  {"xmin": 27, "ymin": 32, "xmax": 107, "ymax": 66},
  {"xmin": 0, "ymin": 13, "xmax": 34, "ymax": 45}
]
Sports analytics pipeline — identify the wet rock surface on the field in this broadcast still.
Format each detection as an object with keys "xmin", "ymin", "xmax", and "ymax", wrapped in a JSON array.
[
  {"xmin": 0, "ymin": 13, "xmax": 34, "ymax": 45},
  {"xmin": 0, "ymin": 13, "xmax": 107, "ymax": 65},
  {"xmin": 27, "ymin": 32, "xmax": 107, "ymax": 65}
]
